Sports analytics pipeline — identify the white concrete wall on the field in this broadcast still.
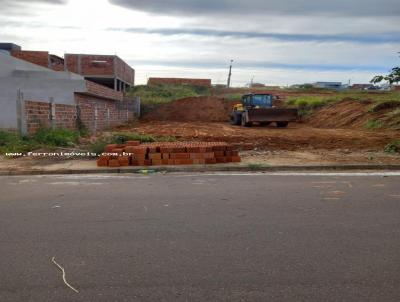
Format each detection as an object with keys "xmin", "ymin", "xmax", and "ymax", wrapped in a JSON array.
[{"xmin": 0, "ymin": 52, "xmax": 86, "ymax": 129}]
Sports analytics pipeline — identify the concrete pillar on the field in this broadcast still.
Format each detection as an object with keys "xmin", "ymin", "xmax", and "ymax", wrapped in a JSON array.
[
  {"xmin": 49, "ymin": 97, "xmax": 56, "ymax": 129},
  {"xmin": 94, "ymin": 104, "xmax": 98, "ymax": 134},
  {"xmin": 16, "ymin": 89, "xmax": 27, "ymax": 136}
]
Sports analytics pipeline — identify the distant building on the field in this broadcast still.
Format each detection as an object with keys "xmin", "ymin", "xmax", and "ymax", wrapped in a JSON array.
[
  {"xmin": 351, "ymin": 84, "xmax": 375, "ymax": 90},
  {"xmin": 148, "ymin": 77, "xmax": 212, "ymax": 87},
  {"xmin": 312, "ymin": 82, "xmax": 343, "ymax": 89}
]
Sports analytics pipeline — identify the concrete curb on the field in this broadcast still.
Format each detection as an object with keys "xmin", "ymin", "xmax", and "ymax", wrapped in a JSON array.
[{"xmin": 1, "ymin": 164, "xmax": 400, "ymax": 176}]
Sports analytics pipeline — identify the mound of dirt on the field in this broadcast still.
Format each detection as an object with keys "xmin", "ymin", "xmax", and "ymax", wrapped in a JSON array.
[
  {"xmin": 307, "ymin": 99, "xmax": 374, "ymax": 129},
  {"xmin": 143, "ymin": 97, "xmax": 236, "ymax": 122}
]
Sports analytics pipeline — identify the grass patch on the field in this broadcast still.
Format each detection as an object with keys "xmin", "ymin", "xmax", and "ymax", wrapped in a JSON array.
[
  {"xmin": 247, "ymin": 163, "xmax": 264, "ymax": 170},
  {"xmin": 286, "ymin": 96, "xmax": 341, "ymax": 116},
  {"xmin": 128, "ymin": 84, "xmax": 210, "ymax": 115},
  {"xmin": 384, "ymin": 140, "xmax": 400, "ymax": 154},
  {"xmin": 368, "ymin": 100, "xmax": 400, "ymax": 112},
  {"xmin": 0, "ymin": 128, "xmax": 81, "ymax": 155},
  {"xmin": 111, "ymin": 132, "xmax": 176, "ymax": 144},
  {"xmin": 0, "ymin": 131, "xmax": 38, "ymax": 154},
  {"xmin": 386, "ymin": 108, "xmax": 400, "ymax": 117},
  {"xmin": 224, "ymin": 93, "xmax": 243, "ymax": 101},
  {"xmin": 33, "ymin": 128, "xmax": 79, "ymax": 147},
  {"xmin": 364, "ymin": 119, "xmax": 383, "ymax": 129}
]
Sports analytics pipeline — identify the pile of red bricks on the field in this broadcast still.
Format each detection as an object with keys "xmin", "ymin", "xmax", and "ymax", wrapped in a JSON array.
[{"xmin": 97, "ymin": 141, "xmax": 241, "ymax": 167}]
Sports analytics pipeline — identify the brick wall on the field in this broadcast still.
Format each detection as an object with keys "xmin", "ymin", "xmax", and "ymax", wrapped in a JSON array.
[
  {"xmin": 80, "ymin": 55, "xmax": 114, "ymax": 76},
  {"xmin": 75, "ymin": 94, "xmax": 135, "ymax": 133},
  {"xmin": 65, "ymin": 55, "xmax": 79, "ymax": 73},
  {"xmin": 25, "ymin": 100, "xmax": 51, "ymax": 134},
  {"xmin": 85, "ymin": 80, "xmax": 123, "ymax": 101},
  {"xmin": 24, "ymin": 96, "xmax": 137, "ymax": 135},
  {"xmin": 114, "ymin": 56, "xmax": 135, "ymax": 85},
  {"xmin": 55, "ymin": 104, "xmax": 76, "ymax": 129},
  {"xmin": 11, "ymin": 50, "xmax": 49, "ymax": 68},
  {"xmin": 148, "ymin": 77, "xmax": 212, "ymax": 87}
]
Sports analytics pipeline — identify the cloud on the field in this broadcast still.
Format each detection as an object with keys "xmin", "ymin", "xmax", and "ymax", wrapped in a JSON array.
[
  {"xmin": 130, "ymin": 59, "xmax": 390, "ymax": 73},
  {"xmin": 110, "ymin": 27, "xmax": 400, "ymax": 44},
  {"xmin": 0, "ymin": 0, "xmax": 66, "ymax": 4},
  {"xmin": 109, "ymin": 0, "xmax": 400, "ymax": 17},
  {"xmin": 0, "ymin": 0, "xmax": 67, "ymax": 14}
]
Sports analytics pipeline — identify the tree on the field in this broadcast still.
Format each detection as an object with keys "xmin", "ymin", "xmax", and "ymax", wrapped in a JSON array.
[
  {"xmin": 371, "ymin": 67, "xmax": 400, "ymax": 84},
  {"xmin": 371, "ymin": 52, "xmax": 400, "ymax": 84}
]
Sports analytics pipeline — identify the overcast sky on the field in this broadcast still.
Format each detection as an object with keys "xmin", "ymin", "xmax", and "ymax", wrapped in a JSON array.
[{"xmin": 0, "ymin": 0, "xmax": 399, "ymax": 86}]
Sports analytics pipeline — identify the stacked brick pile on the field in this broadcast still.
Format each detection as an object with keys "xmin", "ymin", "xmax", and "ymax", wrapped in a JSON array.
[{"xmin": 97, "ymin": 141, "xmax": 241, "ymax": 167}]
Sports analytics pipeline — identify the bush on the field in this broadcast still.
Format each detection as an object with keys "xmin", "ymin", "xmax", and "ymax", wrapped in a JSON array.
[
  {"xmin": 0, "ymin": 130, "xmax": 39, "ymax": 154},
  {"xmin": 364, "ymin": 119, "xmax": 383, "ymax": 129},
  {"xmin": 33, "ymin": 128, "xmax": 80, "ymax": 147},
  {"xmin": 384, "ymin": 140, "xmax": 400, "ymax": 154},
  {"xmin": 128, "ymin": 84, "xmax": 209, "ymax": 115},
  {"xmin": 286, "ymin": 96, "xmax": 339, "ymax": 117}
]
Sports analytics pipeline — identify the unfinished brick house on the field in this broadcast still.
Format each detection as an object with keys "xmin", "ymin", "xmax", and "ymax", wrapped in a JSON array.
[
  {"xmin": 0, "ymin": 43, "xmax": 139, "ymax": 134},
  {"xmin": 64, "ymin": 54, "xmax": 135, "ymax": 92}
]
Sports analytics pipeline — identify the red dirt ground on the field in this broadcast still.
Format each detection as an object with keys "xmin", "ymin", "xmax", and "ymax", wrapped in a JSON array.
[
  {"xmin": 130, "ymin": 96, "xmax": 400, "ymax": 152},
  {"xmin": 143, "ymin": 96, "xmax": 234, "ymax": 122},
  {"xmin": 128, "ymin": 121, "xmax": 400, "ymax": 151}
]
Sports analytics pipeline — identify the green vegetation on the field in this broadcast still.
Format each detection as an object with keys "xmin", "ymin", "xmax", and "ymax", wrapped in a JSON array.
[
  {"xmin": 364, "ymin": 119, "xmax": 383, "ymax": 129},
  {"xmin": 33, "ymin": 128, "xmax": 79, "ymax": 147},
  {"xmin": 0, "ymin": 128, "xmax": 81, "ymax": 155},
  {"xmin": 0, "ymin": 131, "xmax": 37, "ymax": 154},
  {"xmin": 247, "ymin": 163, "xmax": 265, "ymax": 170},
  {"xmin": 384, "ymin": 140, "xmax": 400, "ymax": 154},
  {"xmin": 368, "ymin": 100, "xmax": 400, "ymax": 112},
  {"xmin": 286, "ymin": 96, "xmax": 340, "ymax": 116},
  {"xmin": 285, "ymin": 91, "xmax": 400, "ymax": 121},
  {"xmin": 371, "ymin": 67, "xmax": 400, "ymax": 85},
  {"xmin": 111, "ymin": 132, "xmax": 176, "ymax": 144},
  {"xmin": 128, "ymin": 84, "xmax": 210, "ymax": 115},
  {"xmin": 224, "ymin": 93, "xmax": 243, "ymax": 101}
]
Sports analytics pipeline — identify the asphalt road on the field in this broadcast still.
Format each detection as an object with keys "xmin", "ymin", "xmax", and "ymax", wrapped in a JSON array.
[{"xmin": 0, "ymin": 172, "xmax": 400, "ymax": 302}]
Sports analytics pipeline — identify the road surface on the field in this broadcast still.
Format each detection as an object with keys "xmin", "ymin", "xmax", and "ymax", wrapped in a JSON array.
[{"xmin": 0, "ymin": 172, "xmax": 400, "ymax": 301}]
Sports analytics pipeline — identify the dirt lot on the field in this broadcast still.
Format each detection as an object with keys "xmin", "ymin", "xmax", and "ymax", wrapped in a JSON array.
[
  {"xmin": 132, "ymin": 96, "xmax": 400, "ymax": 151},
  {"xmin": 128, "ymin": 121, "xmax": 399, "ymax": 151}
]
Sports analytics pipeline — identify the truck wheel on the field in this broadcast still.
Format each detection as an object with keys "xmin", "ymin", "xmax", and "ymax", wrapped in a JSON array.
[
  {"xmin": 230, "ymin": 112, "xmax": 241, "ymax": 125},
  {"xmin": 241, "ymin": 115, "xmax": 252, "ymax": 127},
  {"xmin": 276, "ymin": 122, "xmax": 289, "ymax": 128}
]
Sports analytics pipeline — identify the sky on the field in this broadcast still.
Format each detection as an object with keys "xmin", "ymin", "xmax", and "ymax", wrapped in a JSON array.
[{"xmin": 0, "ymin": 0, "xmax": 399, "ymax": 86}]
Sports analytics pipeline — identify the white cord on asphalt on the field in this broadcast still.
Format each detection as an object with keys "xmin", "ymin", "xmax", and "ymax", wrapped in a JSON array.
[{"xmin": 51, "ymin": 257, "xmax": 79, "ymax": 293}]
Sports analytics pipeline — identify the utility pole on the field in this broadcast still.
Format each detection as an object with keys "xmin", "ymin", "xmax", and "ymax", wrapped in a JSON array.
[{"xmin": 227, "ymin": 60, "xmax": 233, "ymax": 88}]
